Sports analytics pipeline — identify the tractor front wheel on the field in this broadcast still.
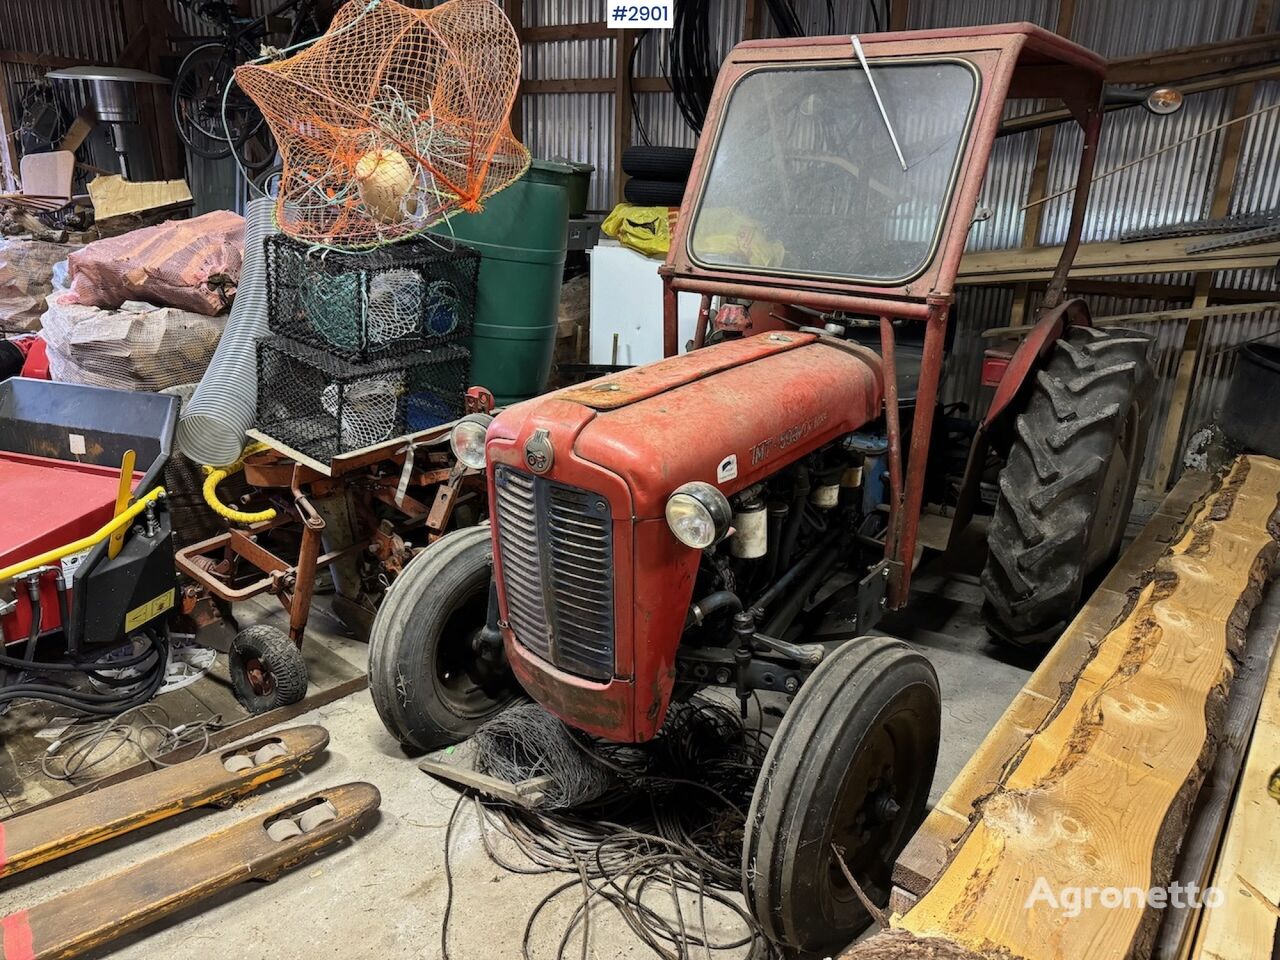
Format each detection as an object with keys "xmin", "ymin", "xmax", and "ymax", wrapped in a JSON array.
[
  {"xmin": 982, "ymin": 325, "xmax": 1155, "ymax": 647},
  {"xmin": 368, "ymin": 524, "xmax": 523, "ymax": 753},
  {"xmin": 742, "ymin": 636, "xmax": 940, "ymax": 953}
]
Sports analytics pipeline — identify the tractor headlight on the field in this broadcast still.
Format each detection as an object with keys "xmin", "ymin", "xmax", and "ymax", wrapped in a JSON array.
[
  {"xmin": 449, "ymin": 414, "xmax": 493, "ymax": 470},
  {"xmin": 665, "ymin": 482, "xmax": 732, "ymax": 549}
]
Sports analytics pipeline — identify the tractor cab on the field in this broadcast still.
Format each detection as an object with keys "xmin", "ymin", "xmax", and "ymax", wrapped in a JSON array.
[{"xmin": 662, "ymin": 23, "xmax": 1104, "ymax": 319}]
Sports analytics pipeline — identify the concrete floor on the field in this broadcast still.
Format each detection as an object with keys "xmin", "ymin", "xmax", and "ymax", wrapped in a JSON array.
[{"xmin": 0, "ymin": 558, "xmax": 1030, "ymax": 960}]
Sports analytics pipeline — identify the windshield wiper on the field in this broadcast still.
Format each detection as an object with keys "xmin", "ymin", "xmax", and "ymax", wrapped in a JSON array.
[{"xmin": 850, "ymin": 35, "xmax": 908, "ymax": 171}]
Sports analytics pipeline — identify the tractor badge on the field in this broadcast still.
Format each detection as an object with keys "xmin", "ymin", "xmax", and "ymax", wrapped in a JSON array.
[{"xmin": 524, "ymin": 429, "xmax": 554, "ymax": 474}]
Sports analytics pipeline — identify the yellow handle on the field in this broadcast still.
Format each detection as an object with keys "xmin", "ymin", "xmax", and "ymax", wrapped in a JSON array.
[
  {"xmin": 201, "ymin": 442, "xmax": 277, "ymax": 525},
  {"xmin": 0, "ymin": 487, "xmax": 166, "ymax": 583},
  {"xmin": 108, "ymin": 448, "xmax": 136, "ymax": 560}
]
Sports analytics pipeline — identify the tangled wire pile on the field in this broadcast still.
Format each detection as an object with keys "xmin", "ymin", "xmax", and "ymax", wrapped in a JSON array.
[
  {"xmin": 444, "ymin": 697, "xmax": 784, "ymax": 960},
  {"xmin": 40, "ymin": 704, "xmax": 224, "ymax": 782}
]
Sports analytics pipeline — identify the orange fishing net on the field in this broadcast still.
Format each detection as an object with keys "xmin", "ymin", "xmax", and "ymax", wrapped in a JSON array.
[{"xmin": 236, "ymin": 0, "xmax": 529, "ymax": 249}]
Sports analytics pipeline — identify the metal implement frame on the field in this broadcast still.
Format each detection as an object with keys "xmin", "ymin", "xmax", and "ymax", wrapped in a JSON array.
[{"xmin": 174, "ymin": 437, "xmax": 478, "ymax": 650}]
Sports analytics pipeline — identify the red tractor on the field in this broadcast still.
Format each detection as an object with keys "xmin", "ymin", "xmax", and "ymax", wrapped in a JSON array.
[{"xmin": 370, "ymin": 23, "xmax": 1160, "ymax": 953}]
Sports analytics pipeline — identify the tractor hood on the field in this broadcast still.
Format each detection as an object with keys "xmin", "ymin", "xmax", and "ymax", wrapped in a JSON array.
[{"xmin": 485, "ymin": 332, "xmax": 884, "ymax": 519}]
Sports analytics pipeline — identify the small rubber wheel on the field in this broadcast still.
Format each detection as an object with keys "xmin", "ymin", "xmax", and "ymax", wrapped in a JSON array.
[
  {"xmin": 229, "ymin": 625, "xmax": 309, "ymax": 714},
  {"xmin": 623, "ymin": 177, "xmax": 686, "ymax": 206},
  {"xmin": 743, "ymin": 636, "xmax": 940, "ymax": 954},
  {"xmin": 621, "ymin": 145, "xmax": 695, "ymax": 181},
  {"xmin": 267, "ymin": 818, "xmax": 303, "ymax": 842},
  {"xmin": 223, "ymin": 754, "xmax": 255, "ymax": 773},
  {"xmin": 252, "ymin": 742, "xmax": 289, "ymax": 766},
  {"xmin": 298, "ymin": 801, "xmax": 338, "ymax": 832},
  {"xmin": 368, "ymin": 524, "xmax": 523, "ymax": 753}
]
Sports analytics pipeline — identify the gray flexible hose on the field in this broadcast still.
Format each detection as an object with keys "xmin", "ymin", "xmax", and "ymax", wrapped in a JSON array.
[{"xmin": 175, "ymin": 198, "xmax": 277, "ymax": 466}]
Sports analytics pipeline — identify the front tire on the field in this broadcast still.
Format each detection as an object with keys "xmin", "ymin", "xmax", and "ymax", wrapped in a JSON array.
[
  {"xmin": 982, "ymin": 325, "xmax": 1154, "ymax": 647},
  {"xmin": 368, "ymin": 525, "xmax": 522, "ymax": 753},
  {"xmin": 743, "ymin": 636, "xmax": 940, "ymax": 953}
]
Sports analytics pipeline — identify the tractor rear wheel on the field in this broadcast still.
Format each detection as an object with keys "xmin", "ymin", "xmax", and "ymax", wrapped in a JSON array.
[
  {"xmin": 368, "ymin": 525, "xmax": 523, "ymax": 753},
  {"xmin": 743, "ymin": 636, "xmax": 940, "ymax": 953},
  {"xmin": 982, "ymin": 325, "xmax": 1154, "ymax": 647}
]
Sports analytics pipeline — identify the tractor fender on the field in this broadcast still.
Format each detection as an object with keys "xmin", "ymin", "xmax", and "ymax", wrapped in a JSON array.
[
  {"xmin": 946, "ymin": 299, "xmax": 1092, "ymax": 551},
  {"xmin": 983, "ymin": 298, "xmax": 1092, "ymax": 428}
]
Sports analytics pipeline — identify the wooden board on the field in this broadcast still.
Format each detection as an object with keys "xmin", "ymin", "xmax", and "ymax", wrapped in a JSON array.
[
  {"xmin": 1190, "ymin": 624, "xmax": 1280, "ymax": 960},
  {"xmin": 893, "ymin": 469, "xmax": 1215, "ymax": 898},
  {"xmin": 956, "ymin": 236, "xmax": 1280, "ymax": 284},
  {"xmin": 852, "ymin": 455, "xmax": 1280, "ymax": 960}
]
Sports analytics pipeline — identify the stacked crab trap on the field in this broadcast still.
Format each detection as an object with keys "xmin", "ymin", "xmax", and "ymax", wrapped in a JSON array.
[{"xmin": 256, "ymin": 237, "xmax": 480, "ymax": 464}]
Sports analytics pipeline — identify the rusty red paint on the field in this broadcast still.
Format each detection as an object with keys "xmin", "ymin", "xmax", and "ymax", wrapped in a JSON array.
[
  {"xmin": 983, "ymin": 299, "xmax": 1093, "ymax": 429},
  {"xmin": 487, "ymin": 334, "xmax": 883, "ymax": 740},
  {"xmin": 495, "ymin": 24, "xmax": 1109, "ymax": 741}
]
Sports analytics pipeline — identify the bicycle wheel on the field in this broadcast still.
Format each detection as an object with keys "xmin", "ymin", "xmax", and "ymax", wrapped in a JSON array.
[{"xmin": 173, "ymin": 43, "xmax": 262, "ymax": 160}]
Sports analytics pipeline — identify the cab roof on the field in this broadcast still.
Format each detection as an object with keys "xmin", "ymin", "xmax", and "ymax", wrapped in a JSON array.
[{"xmin": 663, "ymin": 23, "xmax": 1106, "ymax": 316}]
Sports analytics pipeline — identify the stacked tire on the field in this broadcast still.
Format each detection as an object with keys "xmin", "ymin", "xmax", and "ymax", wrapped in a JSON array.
[{"xmin": 621, "ymin": 146, "xmax": 695, "ymax": 206}]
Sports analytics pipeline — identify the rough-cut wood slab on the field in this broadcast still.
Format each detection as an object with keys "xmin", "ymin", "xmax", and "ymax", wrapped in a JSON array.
[
  {"xmin": 1152, "ymin": 582, "xmax": 1280, "ymax": 959},
  {"xmin": 893, "ymin": 470, "xmax": 1216, "ymax": 899},
  {"xmin": 1190, "ymin": 617, "xmax": 1280, "ymax": 960},
  {"xmin": 849, "ymin": 455, "xmax": 1280, "ymax": 960}
]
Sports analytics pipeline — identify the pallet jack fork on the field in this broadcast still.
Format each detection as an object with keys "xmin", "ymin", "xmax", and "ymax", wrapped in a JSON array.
[
  {"xmin": 0, "ymin": 782, "xmax": 380, "ymax": 960},
  {"xmin": 0, "ymin": 725, "xmax": 330, "ymax": 881}
]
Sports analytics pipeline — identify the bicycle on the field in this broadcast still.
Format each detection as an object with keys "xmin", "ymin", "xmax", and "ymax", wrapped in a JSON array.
[{"xmin": 170, "ymin": 0, "xmax": 326, "ymax": 169}]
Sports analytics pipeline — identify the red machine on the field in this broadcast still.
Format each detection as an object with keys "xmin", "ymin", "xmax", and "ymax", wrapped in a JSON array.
[
  {"xmin": 371, "ymin": 24, "xmax": 1166, "ymax": 953},
  {"xmin": 1, "ymin": 379, "xmax": 180, "ymax": 714}
]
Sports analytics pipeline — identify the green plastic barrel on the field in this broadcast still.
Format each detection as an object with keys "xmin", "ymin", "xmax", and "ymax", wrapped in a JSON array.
[{"xmin": 435, "ymin": 159, "xmax": 572, "ymax": 405}]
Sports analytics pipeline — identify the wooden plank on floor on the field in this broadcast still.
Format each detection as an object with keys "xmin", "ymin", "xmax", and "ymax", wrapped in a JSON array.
[
  {"xmin": 893, "ymin": 469, "xmax": 1215, "ymax": 897},
  {"xmin": 854, "ymin": 455, "xmax": 1280, "ymax": 960},
  {"xmin": 1190, "ymin": 616, "xmax": 1280, "ymax": 960}
]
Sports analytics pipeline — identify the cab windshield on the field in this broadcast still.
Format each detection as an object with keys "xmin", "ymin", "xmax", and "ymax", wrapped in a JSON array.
[{"xmin": 688, "ymin": 58, "xmax": 979, "ymax": 284}]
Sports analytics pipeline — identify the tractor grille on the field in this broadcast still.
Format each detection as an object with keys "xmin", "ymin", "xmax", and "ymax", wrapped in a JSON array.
[{"xmin": 493, "ymin": 466, "xmax": 615, "ymax": 680}]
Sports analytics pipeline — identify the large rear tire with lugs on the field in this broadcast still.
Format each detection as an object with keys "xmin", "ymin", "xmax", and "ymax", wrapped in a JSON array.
[{"xmin": 982, "ymin": 324, "xmax": 1155, "ymax": 647}]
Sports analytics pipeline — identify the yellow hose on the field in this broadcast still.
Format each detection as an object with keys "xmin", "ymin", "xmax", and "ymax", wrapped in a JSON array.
[
  {"xmin": 0, "ymin": 487, "xmax": 167, "ymax": 582},
  {"xmin": 201, "ymin": 442, "xmax": 278, "ymax": 525}
]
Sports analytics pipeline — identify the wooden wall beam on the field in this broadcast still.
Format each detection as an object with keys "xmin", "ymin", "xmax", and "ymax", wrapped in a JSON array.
[
  {"xmin": 889, "ymin": 0, "xmax": 910, "ymax": 31},
  {"xmin": 522, "ymin": 22, "xmax": 611, "ymax": 43},
  {"xmin": 0, "ymin": 67, "xmax": 18, "ymax": 192},
  {"xmin": 613, "ymin": 29, "xmax": 635, "ymax": 206},
  {"xmin": 1109, "ymin": 31, "xmax": 1280, "ymax": 84},
  {"xmin": 523, "ymin": 76, "xmax": 669, "ymax": 95}
]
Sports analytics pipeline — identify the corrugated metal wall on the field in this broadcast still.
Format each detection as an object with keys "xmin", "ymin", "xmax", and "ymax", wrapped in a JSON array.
[{"xmin": 1, "ymin": 0, "xmax": 1274, "ymax": 486}]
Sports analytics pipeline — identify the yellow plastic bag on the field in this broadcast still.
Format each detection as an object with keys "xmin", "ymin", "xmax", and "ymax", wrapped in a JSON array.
[
  {"xmin": 601, "ymin": 203, "xmax": 676, "ymax": 258},
  {"xmin": 688, "ymin": 208, "xmax": 785, "ymax": 268}
]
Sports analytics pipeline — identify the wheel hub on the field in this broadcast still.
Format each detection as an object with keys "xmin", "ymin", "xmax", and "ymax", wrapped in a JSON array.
[{"xmin": 245, "ymin": 657, "xmax": 275, "ymax": 697}]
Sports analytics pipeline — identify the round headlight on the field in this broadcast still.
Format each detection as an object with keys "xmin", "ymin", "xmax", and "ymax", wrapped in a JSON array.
[
  {"xmin": 449, "ymin": 414, "xmax": 492, "ymax": 470},
  {"xmin": 665, "ymin": 482, "xmax": 732, "ymax": 549}
]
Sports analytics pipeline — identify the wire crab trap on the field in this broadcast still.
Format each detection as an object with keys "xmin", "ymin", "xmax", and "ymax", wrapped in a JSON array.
[
  {"xmin": 255, "ymin": 336, "xmax": 470, "ymax": 463},
  {"xmin": 235, "ymin": 0, "xmax": 530, "ymax": 250},
  {"xmin": 264, "ymin": 235, "xmax": 480, "ymax": 361}
]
